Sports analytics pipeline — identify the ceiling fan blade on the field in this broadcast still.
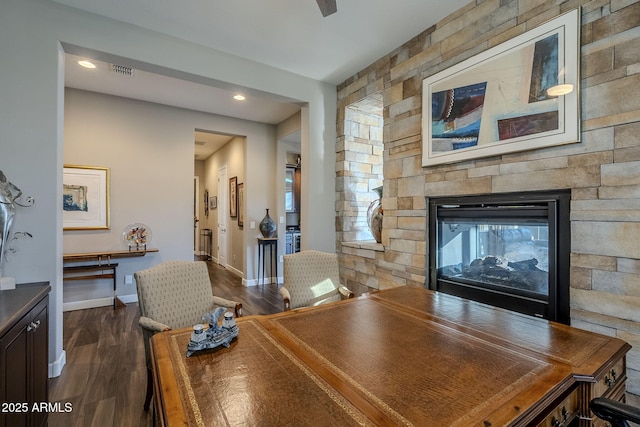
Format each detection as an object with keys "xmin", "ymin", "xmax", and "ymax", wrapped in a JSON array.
[{"xmin": 316, "ymin": 0, "xmax": 337, "ymax": 17}]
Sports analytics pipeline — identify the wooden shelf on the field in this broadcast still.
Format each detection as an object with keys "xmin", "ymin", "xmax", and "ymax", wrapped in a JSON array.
[
  {"xmin": 62, "ymin": 249, "xmax": 158, "ymax": 309},
  {"xmin": 63, "ymin": 248, "xmax": 158, "ymax": 263}
]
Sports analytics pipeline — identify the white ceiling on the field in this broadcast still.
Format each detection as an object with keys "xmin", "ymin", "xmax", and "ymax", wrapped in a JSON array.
[
  {"xmin": 58, "ymin": 0, "xmax": 470, "ymax": 157},
  {"xmin": 64, "ymin": 53, "xmax": 301, "ymax": 125},
  {"xmin": 194, "ymin": 131, "xmax": 235, "ymax": 161}
]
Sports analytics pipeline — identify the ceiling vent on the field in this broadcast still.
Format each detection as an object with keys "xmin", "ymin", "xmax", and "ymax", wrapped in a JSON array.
[
  {"xmin": 194, "ymin": 141, "xmax": 206, "ymax": 146},
  {"xmin": 110, "ymin": 64, "xmax": 135, "ymax": 77}
]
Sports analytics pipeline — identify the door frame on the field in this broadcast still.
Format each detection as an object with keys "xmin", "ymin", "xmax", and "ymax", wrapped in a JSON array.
[
  {"xmin": 217, "ymin": 165, "xmax": 228, "ymax": 267},
  {"xmin": 194, "ymin": 176, "xmax": 200, "ymax": 256}
]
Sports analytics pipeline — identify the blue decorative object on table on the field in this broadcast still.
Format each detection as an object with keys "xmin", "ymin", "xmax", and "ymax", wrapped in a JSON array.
[{"xmin": 186, "ymin": 307, "xmax": 239, "ymax": 357}]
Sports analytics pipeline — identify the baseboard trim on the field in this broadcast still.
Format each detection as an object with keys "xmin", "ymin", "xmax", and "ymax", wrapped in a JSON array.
[
  {"xmin": 225, "ymin": 264, "xmax": 244, "ymax": 279},
  {"xmin": 63, "ymin": 297, "xmax": 112, "ymax": 312},
  {"xmin": 49, "ymin": 349, "xmax": 66, "ymax": 378},
  {"xmin": 62, "ymin": 294, "xmax": 138, "ymax": 312},
  {"xmin": 244, "ymin": 276, "xmax": 283, "ymax": 287},
  {"xmin": 119, "ymin": 293, "xmax": 138, "ymax": 304}
]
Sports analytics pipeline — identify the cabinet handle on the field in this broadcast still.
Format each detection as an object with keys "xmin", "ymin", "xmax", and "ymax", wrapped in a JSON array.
[
  {"xmin": 552, "ymin": 406, "xmax": 568, "ymax": 427},
  {"xmin": 26, "ymin": 320, "xmax": 41, "ymax": 332},
  {"xmin": 605, "ymin": 369, "xmax": 618, "ymax": 388}
]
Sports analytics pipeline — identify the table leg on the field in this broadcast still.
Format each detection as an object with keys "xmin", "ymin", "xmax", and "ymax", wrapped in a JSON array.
[{"xmin": 271, "ymin": 243, "xmax": 276, "ymax": 285}]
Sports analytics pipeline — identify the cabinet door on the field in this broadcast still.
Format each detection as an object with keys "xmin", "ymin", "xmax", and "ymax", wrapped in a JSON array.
[
  {"xmin": 285, "ymin": 168, "xmax": 295, "ymax": 212},
  {"xmin": 0, "ymin": 295, "xmax": 48, "ymax": 427},
  {"xmin": 294, "ymin": 168, "xmax": 301, "ymax": 212},
  {"xmin": 0, "ymin": 314, "xmax": 30, "ymax": 427},
  {"xmin": 30, "ymin": 299, "xmax": 48, "ymax": 427}
]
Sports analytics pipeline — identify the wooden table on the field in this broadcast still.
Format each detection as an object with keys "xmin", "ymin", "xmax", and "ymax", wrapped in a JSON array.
[
  {"xmin": 150, "ymin": 287, "xmax": 630, "ymax": 426},
  {"xmin": 63, "ymin": 249, "xmax": 158, "ymax": 308}
]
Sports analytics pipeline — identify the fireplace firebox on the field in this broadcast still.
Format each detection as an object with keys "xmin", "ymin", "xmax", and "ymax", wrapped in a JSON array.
[{"xmin": 428, "ymin": 191, "xmax": 570, "ymax": 324}]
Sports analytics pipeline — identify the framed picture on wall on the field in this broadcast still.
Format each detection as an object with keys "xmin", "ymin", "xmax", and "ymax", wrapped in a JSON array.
[
  {"xmin": 63, "ymin": 165, "xmax": 110, "ymax": 230},
  {"xmin": 229, "ymin": 176, "xmax": 237, "ymax": 218},
  {"xmin": 421, "ymin": 9, "xmax": 580, "ymax": 166},
  {"xmin": 210, "ymin": 196, "xmax": 217, "ymax": 209},
  {"xmin": 237, "ymin": 183, "xmax": 244, "ymax": 227}
]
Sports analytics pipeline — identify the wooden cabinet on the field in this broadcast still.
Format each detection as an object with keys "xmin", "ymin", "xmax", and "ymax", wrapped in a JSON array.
[
  {"xmin": 285, "ymin": 166, "xmax": 301, "ymax": 213},
  {"xmin": 0, "ymin": 283, "xmax": 50, "ymax": 427},
  {"xmin": 578, "ymin": 353, "xmax": 628, "ymax": 426}
]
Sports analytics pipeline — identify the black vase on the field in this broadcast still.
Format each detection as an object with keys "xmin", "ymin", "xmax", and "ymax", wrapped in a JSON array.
[{"xmin": 259, "ymin": 209, "xmax": 277, "ymax": 238}]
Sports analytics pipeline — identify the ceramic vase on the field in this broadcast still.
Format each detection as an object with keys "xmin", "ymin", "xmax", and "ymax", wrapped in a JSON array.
[
  {"xmin": 259, "ymin": 209, "xmax": 277, "ymax": 238},
  {"xmin": 367, "ymin": 186, "xmax": 383, "ymax": 243}
]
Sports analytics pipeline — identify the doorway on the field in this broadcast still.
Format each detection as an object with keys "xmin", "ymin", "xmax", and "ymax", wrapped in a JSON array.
[
  {"xmin": 194, "ymin": 176, "xmax": 200, "ymax": 255},
  {"xmin": 218, "ymin": 165, "xmax": 228, "ymax": 267}
]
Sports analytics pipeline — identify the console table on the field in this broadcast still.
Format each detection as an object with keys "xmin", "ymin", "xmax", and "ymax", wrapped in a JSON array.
[
  {"xmin": 150, "ymin": 286, "xmax": 630, "ymax": 426},
  {"xmin": 63, "ymin": 249, "xmax": 158, "ymax": 308}
]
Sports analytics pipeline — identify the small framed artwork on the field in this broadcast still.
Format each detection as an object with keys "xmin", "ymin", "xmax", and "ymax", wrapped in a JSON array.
[
  {"xmin": 229, "ymin": 176, "xmax": 237, "ymax": 218},
  {"xmin": 237, "ymin": 183, "xmax": 244, "ymax": 227},
  {"xmin": 210, "ymin": 196, "xmax": 217, "ymax": 209},
  {"xmin": 421, "ymin": 9, "xmax": 580, "ymax": 166},
  {"xmin": 63, "ymin": 165, "xmax": 110, "ymax": 230}
]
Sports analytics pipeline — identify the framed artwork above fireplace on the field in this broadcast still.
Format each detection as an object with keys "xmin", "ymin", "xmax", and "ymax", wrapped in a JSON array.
[{"xmin": 421, "ymin": 9, "xmax": 580, "ymax": 167}]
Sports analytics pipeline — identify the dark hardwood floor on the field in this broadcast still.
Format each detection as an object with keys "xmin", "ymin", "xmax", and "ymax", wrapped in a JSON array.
[{"xmin": 48, "ymin": 260, "xmax": 282, "ymax": 427}]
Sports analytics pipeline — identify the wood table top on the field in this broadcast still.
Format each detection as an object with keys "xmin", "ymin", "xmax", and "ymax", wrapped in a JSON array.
[
  {"xmin": 62, "ymin": 248, "xmax": 158, "ymax": 262},
  {"xmin": 150, "ymin": 286, "xmax": 630, "ymax": 426}
]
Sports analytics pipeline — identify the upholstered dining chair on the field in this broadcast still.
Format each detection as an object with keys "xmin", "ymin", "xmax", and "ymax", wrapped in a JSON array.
[
  {"xmin": 134, "ymin": 260, "xmax": 242, "ymax": 411},
  {"xmin": 280, "ymin": 250, "xmax": 354, "ymax": 311}
]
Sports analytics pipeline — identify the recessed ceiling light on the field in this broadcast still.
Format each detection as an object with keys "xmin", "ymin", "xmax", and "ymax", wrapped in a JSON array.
[
  {"xmin": 233, "ymin": 94, "xmax": 246, "ymax": 101},
  {"xmin": 78, "ymin": 60, "xmax": 96, "ymax": 69}
]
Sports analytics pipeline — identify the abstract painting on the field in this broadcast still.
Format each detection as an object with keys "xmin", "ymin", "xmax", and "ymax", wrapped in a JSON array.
[
  {"xmin": 422, "ymin": 9, "xmax": 580, "ymax": 166},
  {"xmin": 63, "ymin": 165, "xmax": 110, "ymax": 230}
]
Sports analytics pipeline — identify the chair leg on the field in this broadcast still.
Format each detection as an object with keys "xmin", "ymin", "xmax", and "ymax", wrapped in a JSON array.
[{"xmin": 144, "ymin": 367, "xmax": 153, "ymax": 412}]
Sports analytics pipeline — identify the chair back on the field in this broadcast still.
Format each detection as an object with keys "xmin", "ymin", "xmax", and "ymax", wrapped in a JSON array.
[
  {"xmin": 134, "ymin": 260, "xmax": 214, "ymax": 329},
  {"xmin": 283, "ymin": 250, "xmax": 342, "ymax": 309}
]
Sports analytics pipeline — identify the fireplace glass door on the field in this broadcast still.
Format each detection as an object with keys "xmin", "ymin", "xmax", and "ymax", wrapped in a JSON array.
[
  {"xmin": 438, "ymin": 217, "xmax": 549, "ymax": 298},
  {"xmin": 428, "ymin": 191, "xmax": 570, "ymax": 324}
]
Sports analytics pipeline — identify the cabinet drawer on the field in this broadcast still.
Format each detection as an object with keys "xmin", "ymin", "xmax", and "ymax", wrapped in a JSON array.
[
  {"xmin": 537, "ymin": 388, "xmax": 580, "ymax": 427},
  {"xmin": 593, "ymin": 357, "xmax": 626, "ymax": 398},
  {"xmin": 591, "ymin": 381, "xmax": 627, "ymax": 427}
]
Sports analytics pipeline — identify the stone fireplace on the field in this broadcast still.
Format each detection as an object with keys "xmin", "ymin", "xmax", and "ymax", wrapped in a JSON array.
[
  {"xmin": 336, "ymin": 1, "xmax": 640, "ymax": 399},
  {"xmin": 428, "ymin": 191, "xmax": 570, "ymax": 323}
]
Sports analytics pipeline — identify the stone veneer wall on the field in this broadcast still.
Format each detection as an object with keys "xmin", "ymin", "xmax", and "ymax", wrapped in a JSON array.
[
  {"xmin": 337, "ymin": 96, "xmax": 384, "ymax": 242},
  {"xmin": 335, "ymin": 0, "xmax": 640, "ymax": 398}
]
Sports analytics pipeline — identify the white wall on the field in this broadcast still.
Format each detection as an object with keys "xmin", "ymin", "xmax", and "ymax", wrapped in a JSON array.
[
  {"xmin": 66, "ymin": 88, "xmax": 279, "ymax": 293},
  {"xmin": 64, "ymin": 88, "xmax": 195, "ymax": 303},
  {"xmin": 1, "ymin": 0, "xmax": 336, "ymax": 376}
]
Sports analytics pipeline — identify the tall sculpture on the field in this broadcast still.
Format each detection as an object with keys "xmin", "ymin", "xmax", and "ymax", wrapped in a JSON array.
[{"xmin": 0, "ymin": 170, "xmax": 34, "ymax": 288}]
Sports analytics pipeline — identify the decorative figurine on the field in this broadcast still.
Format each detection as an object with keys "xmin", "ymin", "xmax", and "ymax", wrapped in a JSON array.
[
  {"xmin": 0, "ymin": 170, "xmax": 34, "ymax": 289},
  {"xmin": 186, "ymin": 307, "xmax": 239, "ymax": 357}
]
